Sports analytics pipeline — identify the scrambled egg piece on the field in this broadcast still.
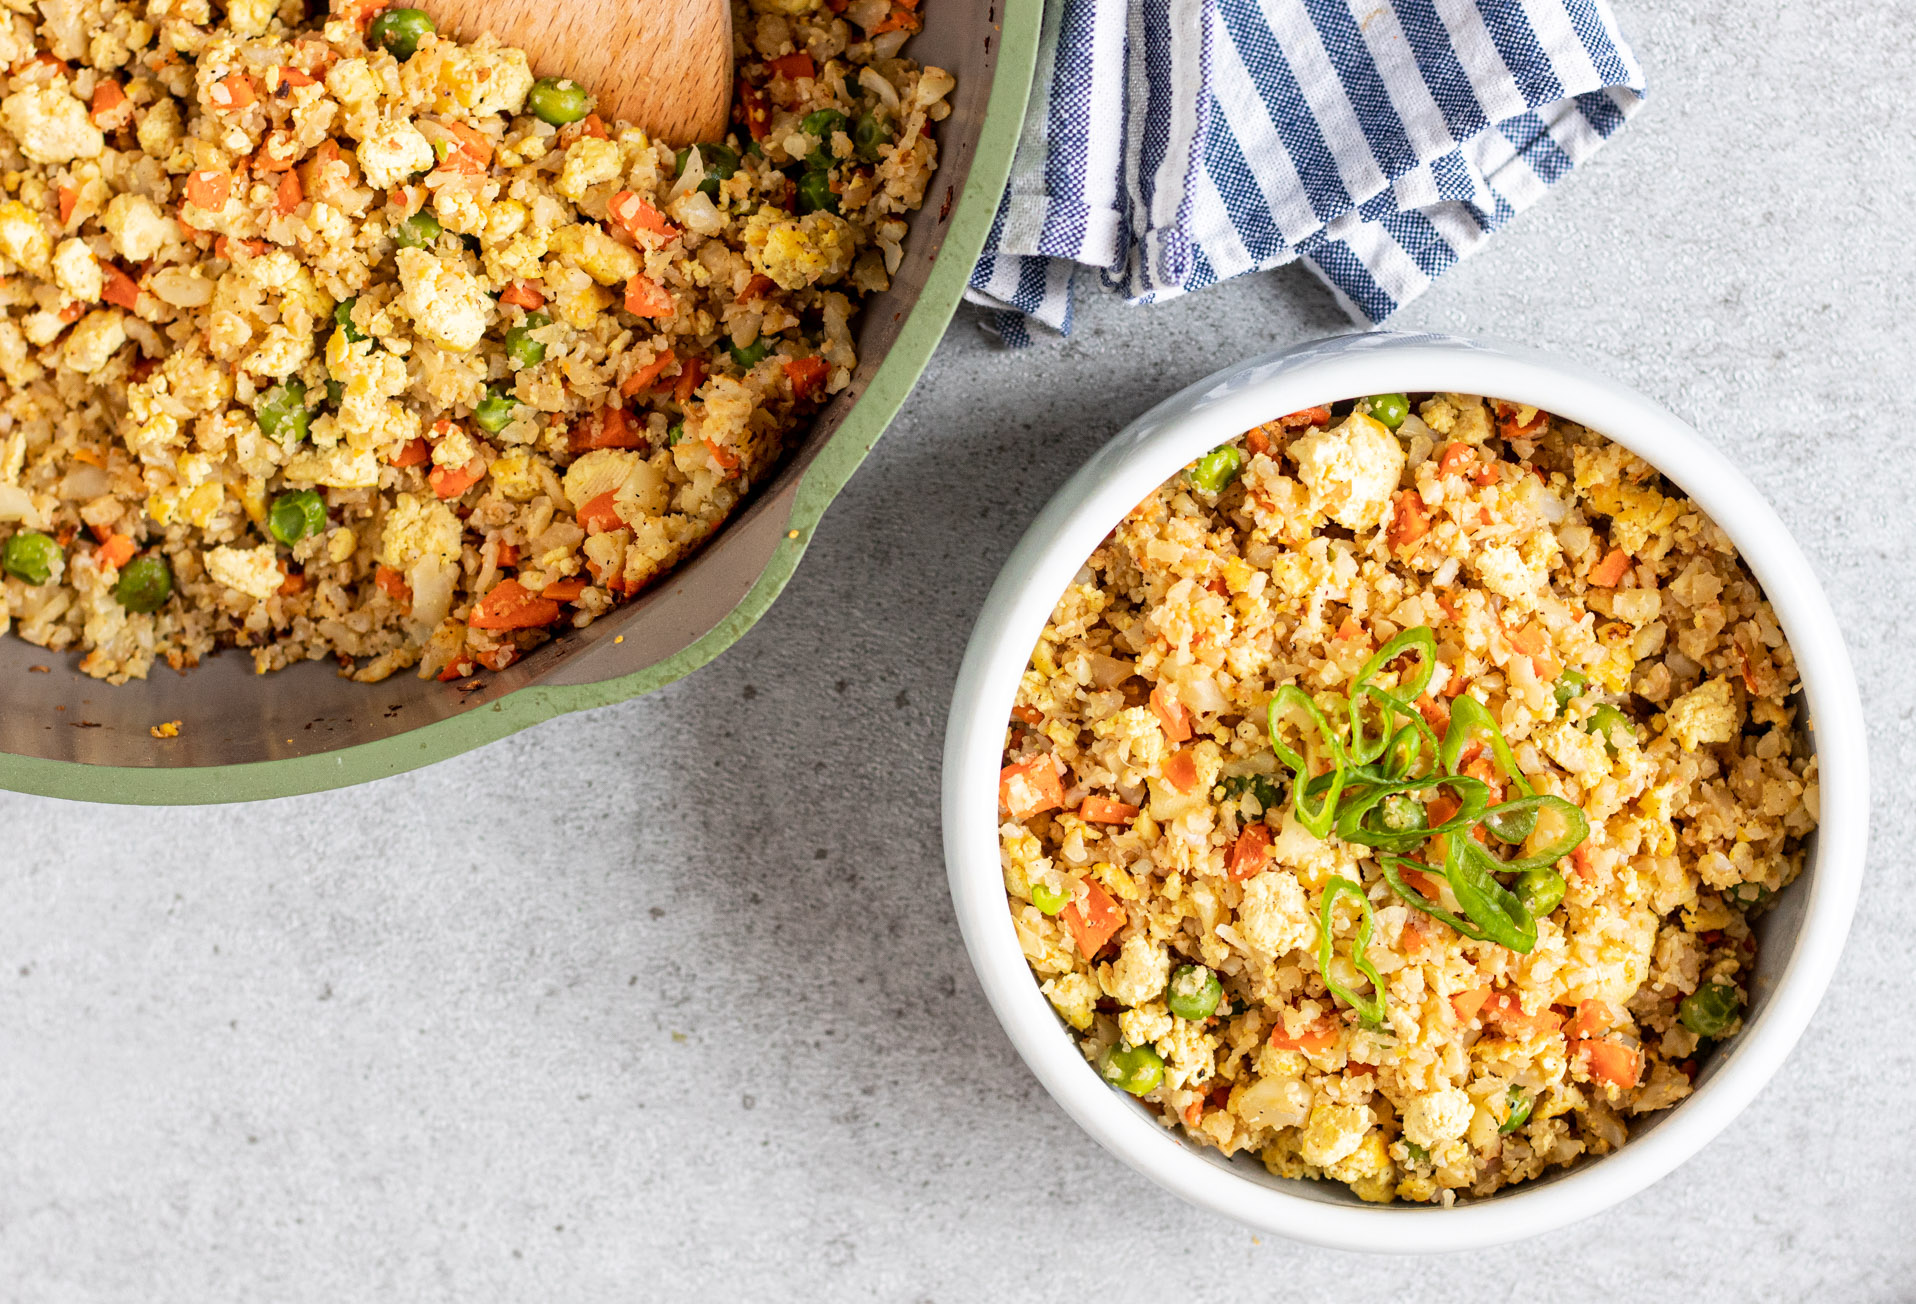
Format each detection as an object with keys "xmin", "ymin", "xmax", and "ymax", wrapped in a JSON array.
[
  {"xmin": 1401, "ymin": 1086, "xmax": 1473, "ymax": 1150},
  {"xmin": 1298, "ymin": 1103, "xmax": 1372, "ymax": 1168},
  {"xmin": 378, "ymin": 492, "xmax": 463, "ymax": 633},
  {"xmin": 1040, "ymin": 971, "xmax": 1098, "ymax": 1031},
  {"xmin": 1101, "ymin": 934, "xmax": 1169, "ymax": 1008},
  {"xmin": 62, "ymin": 310, "xmax": 124, "ymax": 374},
  {"xmin": 396, "ymin": 248, "xmax": 491, "ymax": 352},
  {"xmin": 1235, "ymin": 867, "xmax": 1313, "ymax": 959},
  {"xmin": 356, "ymin": 117, "xmax": 435, "ymax": 188},
  {"xmin": 1289, "ymin": 413, "xmax": 1404, "ymax": 531},
  {"xmin": 282, "ymin": 443, "xmax": 378, "ymax": 489},
  {"xmin": 51, "ymin": 237, "xmax": 101, "ymax": 302},
  {"xmin": 556, "ymin": 137, "xmax": 624, "ymax": 201},
  {"xmin": 743, "ymin": 208, "xmax": 856, "ymax": 290},
  {"xmin": 1665, "ymin": 676, "xmax": 1739, "ymax": 750},
  {"xmin": 1, "ymin": 82, "xmax": 104, "ymax": 163},
  {"xmin": 205, "ymin": 544, "xmax": 284, "ymax": 601},
  {"xmin": 102, "ymin": 193, "xmax": 174, "ymax": 262},
  {"xmin": 0, "ymin": 200, "xmax": 51, "ymax": 276}
]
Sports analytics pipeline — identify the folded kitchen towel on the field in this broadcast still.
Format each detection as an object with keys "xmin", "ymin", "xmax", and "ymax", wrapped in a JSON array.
[{"xmin": 967, "ymin": 0, "xmax": 1646, "ymax": 344}]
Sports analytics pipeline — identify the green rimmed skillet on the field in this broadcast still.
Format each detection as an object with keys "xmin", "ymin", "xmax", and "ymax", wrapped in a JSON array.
[{"xmin": 0, "ymin": 3, "xmax": 1041, "ymax": 804}]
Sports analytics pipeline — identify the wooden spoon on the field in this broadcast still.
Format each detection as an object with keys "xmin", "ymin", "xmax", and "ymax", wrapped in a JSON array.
[{"xmin": 422, "ymin": 0, "xmax": 733, "ymax": 145}]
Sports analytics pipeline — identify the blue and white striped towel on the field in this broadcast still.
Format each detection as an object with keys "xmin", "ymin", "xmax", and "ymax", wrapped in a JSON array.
[{"xmin": 967, "ymin": 0, "xmax": 1646, "ymax": 344}]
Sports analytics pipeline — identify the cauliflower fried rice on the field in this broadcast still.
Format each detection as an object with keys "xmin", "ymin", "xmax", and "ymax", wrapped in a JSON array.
[
  {"xmin": 0, "ymin": 0, "xmax": 951, "ymax": 683},
  {"xmin": 998, "ymin": 393, "xmax": 1819, "ymax": 1204}
]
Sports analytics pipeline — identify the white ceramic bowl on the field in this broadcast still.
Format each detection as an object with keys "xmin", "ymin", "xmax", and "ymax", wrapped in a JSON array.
[{"xmin": 942, "ymin": 333, "xmax": 1868, "ymax": 1251}]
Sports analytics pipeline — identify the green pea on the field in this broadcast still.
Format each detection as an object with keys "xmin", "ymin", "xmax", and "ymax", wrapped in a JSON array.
[
  {"xmin": 794, "ymin": 169, "xmax": 837, "ymax": 215},
  {"xmin": 1516, "ymin": 867, "xmax": 1566, "ymax": 920},
  {"xmin": 1679, "ymin": 982, "xmax": 1742, "ymax": 1038},
  {"xmin": 333, "ymin": 297, "xmax": 366, "ymax": 343},
  {"xmin": 325, "ymin": 378, "xmax": 345, "ymax": 408},
  {"xmin": 2, "ymin": 530, "xmax": 61, "ymax": 585},
  {"xmin": 1029, "ymin": 881, "xmax": 1069, "ymax": 916},
  {"xmin": 729, "ymin": 338, "xmax": 770, "ymax": 370},
  {"xmin": 267, "ymin": 489, "xmax": 327, "ymax": 547},
  {"xmin": 255, "ymin": 379, "xmax": 310, "ymax": 443},
  {"xmin": 113, "ymin": 553, "xmax": 172, "ymax": 613},
  {"xmin": 506, "ymin": 312, "xmax": 549, "ymax": 370},
  {"xmin": 367, "ymin": 7, "xmax": 434, "ymax": 60},
  {"xmin": 674, "ymin": 142, "xmax": 740, "ymax": 197},
  {"xmin": 1586, "ymin": 704, "xmax": 1636, "ymax": 752},
  {"xmin": 852, "ymin": 111, "xmax": 891, "ymax": 162},
  {"xmin": 1166, "ymin": 965, "xmax": 1222, "ymax": 1022},
  {"xmin": 1727, "ymin": 882, "xmax": 1773, "ymax": 909},
  {"xmin": 1366, "ymin": 392, "xmax": 1409, "ymax": 430},
  {"xmin": 1498, "ymin": 1086, "xmax": 1534, "ymax": 1135},
  {"xmin": 1100, "ymin": 1043, "xmax": 1165, "ymax": 1096},
  {"xmin": 527, "ymin": 76, "xmax": 590, "ymax": 126},
  {"xmin": 1553, "ymin": 668, "xmax": 1588, "ymax": 709},
  {"xmin": 1187, "ymin": 445, "xmax": 1242, "ymax": 494},
  {"xmin": 800, "ymin": 109, "xmax": 848, "ymax": 168},
  {"xmin": 472, "ymin": 387, "xmax": 517, "ymax": 433},
  {"xmin": 1405, "ymin": 1141, "xmax": 1429, "ymax": 1163},
  {"xmin": 666, "ymin": 421, "xmax": 685, "ymax": 446},
  {"xmin": 393, "ymin": 210, "xmax": 442, "ymax": 249},
  {"xmin": 1380, "ymin": 792, "xmax": 1426, "ymax": 833}
]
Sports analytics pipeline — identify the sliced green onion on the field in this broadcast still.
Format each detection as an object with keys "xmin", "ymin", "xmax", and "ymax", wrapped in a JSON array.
[
  {"xmin": 1268, "ymin": 685, "xmax": 1347, "ymax": 839},
  {"xmin": 1448, "ymin": 840, "xmax": 1538, "ymax": 952},
  {"xmin": 1587, "ymin": 703, "xmax": 1637, "ymax": 752},
  {"xmin": 1498, "ymin": 1086, "xmax": 1534, "ymax": 1135},
  {"xmin": 1345, "ymin": 626, "xmax": 1437, "ymax": 765},
  {"xmin": 1318, "ymin": 876, "xmax": 1387, "ymax": 1028}
]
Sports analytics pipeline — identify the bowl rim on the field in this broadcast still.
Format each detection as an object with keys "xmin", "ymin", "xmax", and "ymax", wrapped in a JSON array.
[
  {"xmin": 0, "ymin": 4, "xmax": 1045, "ymax": 805},
  {"xmin": 939, "ymin": 332, "xmax": 1869, "ymax": 1251}
]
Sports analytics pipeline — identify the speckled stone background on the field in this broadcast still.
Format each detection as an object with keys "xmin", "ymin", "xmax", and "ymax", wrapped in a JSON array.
[{"xmin": 4, "ymin": 3, "xmax": 1912, "ymax": 1299}]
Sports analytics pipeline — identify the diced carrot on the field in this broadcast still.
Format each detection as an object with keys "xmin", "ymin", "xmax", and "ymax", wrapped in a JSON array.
[
  {"xmin": 1437, "ymin": 441, "xmax": 1473, "ymax": 476},
  {"xmin": 1567, "ymin": 999, "xmax": 1616, "ymax": 1043},
  {"xmin": 498, "ymin": 279, "xmax": 544, "ymax": 310},
  {"xmin": 276, "ymin": 66, "xmax": 316, "ymax": 89},
  {"xmin": 1164, "ymin": 748, "xmax": 1199, "ymax": 794},
  {"xmin": 391, "ymin": 437, "xmax": 431, "ymax": 467},
  {"xmin": 184, "ymin": 169, "xmax": 230, "ymax": 210},
  {"xmin": 1227, "ymin": 822, "xmax": 1273, "ymax": 881},
  {"xmin": 768, "ymin": 51, "xmax": 815, "ymax": 80},
  {"xmin": 387, "ymin": 182, "xmax": 425, "ymax": 215},
  {"xmin": 374, "ymin": 564, "xmax": 411, "ymax": 604},
  {"xmin": 869, "ymin": 8, "xmax": 920, "ymax": 34},
  {"xmin": 1148, "ymin": 683, "xmax": 1191, "ymax": 743},
  {"xmin": 1010, "ymin": 705, "xmax": 1043, "ymax": 726},
  {"xmin": 100, "ymin": 263, "xmax": 140, "ymax": 310},
  {"xmin": 783, "ymin": 355, "xmax": 829, "ymax": 400},
  {"xmin": 274, "ymin": 169, "xmax": 302, "ymax": 215},
  {"xmin": 1590, "ymin": 548, "xmax": 1630, "ymax": 588},
  {"xmin": 447, "ymin": 121, "xmax": 492, "ymax": 168},
  {"xmin": 1450, "ymin": 986, "xmax": 1493, "ymax": 1023},
  {"xmin": 1269, "ymin": 1018, "xmax": 1339, "ymax": 1054},
  {"xmin": 623, "ymin": 273, "xmax": 674, "ymax": 318},
  {"xmin": 1401, "ymin": 866, "xmax": 1442, "ymax": 900},
  {"xmin": 1335, "ymin": 616, "xmax": 1365, "ymax": 643},
  {"xmin": 1060, "ymin": 878, "xmax": 1123, "ymax": 958},
  {"xmin": 89, "ymin": 79, "xmax": 126, "ymax": 124},
  {"xmin": 1415, "ymin": 692, "xmax": 1449, "ymax": 734},
  {"xmin": 97, "ymin": 534, "xmax": 137, "ymax": 570},
  {"xmin": 1580, "ymin": 1039, "xmax": 1642, "ymax": 1089},
  {"xmin": 211, "ymin": 72, "xmax": 256, "ymax": 110},
  {"xmin": 674, "ymin": 355, "xmax": 706, "ymax": 403},
  {"xmin": 1469, "ymin": 460, "xmax": 1499, "ymax": 487},
  {"xmin": 541, "ymin": 577, "xmax": 587, "ymax": 602},
  {"xmin": 57, "ymin": 185, "xmax": 77, "ymax": 225},
  {"xmin": 1244, "ymin": 427, "xmax": 1271, "ymax": 456},
  {"xmin": 1570, "ymin": 842, "xmax": 1595, "ymax": 882},
  {"xmin": 1078, "ymin": 795, "xmax": 1139, "ymax": 824},
  {"xmin": 999, "ymin": 755, "xmax": 1064, "ymax": 819},
  {"xmin": 1483, "ymin": 992, "xmax": 1562, "ymax": 1038},
  {"xmin": 1181, "ymin": 1100, "xmax": 1203, "ymax": 1128},
  {"xmin": 1386, "ymin": 489, "xmax": 1428, "ymax": 548},
  {"xmin": 436, "ymin": 658, "xmax": 474, "ymax": 683},
  {"xmin": 577, "ymin": 114, "xmax": 607, "ymax": 139},
  {"xmin": 736, "ymin": 273, "xmax": 775, "ymax": 302},
  {"xmin": 1506, "ymin": 622, "xmax": 1546, "ymax": 656},
  {"xmin": 470, "ymin": 577, "xmax": 563, "ymax": 630},
  {"xmin": 620, "ymin": 348, "xmax": 676, "ymax": 397},
  {"xmin": 576, "ymin": 490, "xmax": 624, "ymax": 535},
  {"xmin": 277, "ymin": 565, "xmax": 305, "ymax": 596},
  {"xmin": 608, "ymin": 189, "xmax": 678, "ymax": 240},
  {"xmin": 476, "ymin": 644, "xmax": 519, "ymax": 672},
  {"xmin": 493, "ymin": 542, "xmax": 518, "ymax": 568},
  {"xmin": 428, "ymin": 455, "xmax": 487, "ymax": 499},
  {"xmin": 1491, "ymin": 399, "xmax": 1549, "ymax": 440},
  {"xmin": 737, "ymin": 77, "xmax": 770, "ymax": 141},
  {"xmin": 1276, "ymin": 405, "xmax": 1332, "ymax": 428},
  {"xmin": 57, "ymin": 301, "xmax": 84, "ymax": 324},
  {"xmin": 568, "ymin": 405, "xmax": 645, "ymax": 453},
  {"xmin": 702, "ymin": 437, "xmax": 740, "ymax": 473}
]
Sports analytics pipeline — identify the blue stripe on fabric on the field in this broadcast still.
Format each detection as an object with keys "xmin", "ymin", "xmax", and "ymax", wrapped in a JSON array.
[
  {"xmin": 1376, "ymin": 206, "xmax": 1458, "ymax": 281},
  {"xmin": 1391, "ymin": 0, "xmax": 1490, "ymax": 145},
  {"xmin": 1571, "ymin": 86, "xmax": 1627, "ymax": 138},
  {"xmin": 1499, "ymin": 110, "xmax": 1574, "ymax": 183},
  {"xmin": 1132, "ymin": 0, "xmax": 1175, "ymax": 283},
  {"xmin": 1215, "ymin": 0, "xmax": 1353, "ymax": 223},
  {"xmin": 1561, "ymin": 0, "xmax": 1635, "ymax": 87},
  {"xmin": 1299, "ymin": 234, "xmax": 1396, "ymax": 320},
  {"xmin": 1203, "ymin": 124, "xmax": 1289, "ymax": 264},
  {"xmin": 1472, "ymin": 0, "xmax": 1566, "ymax": 104},
  {"xmin": 969, "ymin": 192, "xmax": 1013, "ymax": 293},
  {"xmin": 1301, "ymin": 0, "xmax": 1422, "ymax": 180},
  {"xmin": 1040, "ymin": 0, "xmax": 1099, "ymax": 252},
  {"xmin": 1012, "ymin": 251, "xmax": 1051, "ymax": 312}
]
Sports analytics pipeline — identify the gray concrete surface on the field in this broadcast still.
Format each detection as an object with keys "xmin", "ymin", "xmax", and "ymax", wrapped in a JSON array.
[{"xmin": 4, "ymin": 3, "xmax": 1912, "ymax": 1299}]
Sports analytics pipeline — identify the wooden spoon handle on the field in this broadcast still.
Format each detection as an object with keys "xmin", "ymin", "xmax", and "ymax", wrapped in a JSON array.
[{"xmin": 422, "ymin": 0, "xmax": 732, "ymax": 145}]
